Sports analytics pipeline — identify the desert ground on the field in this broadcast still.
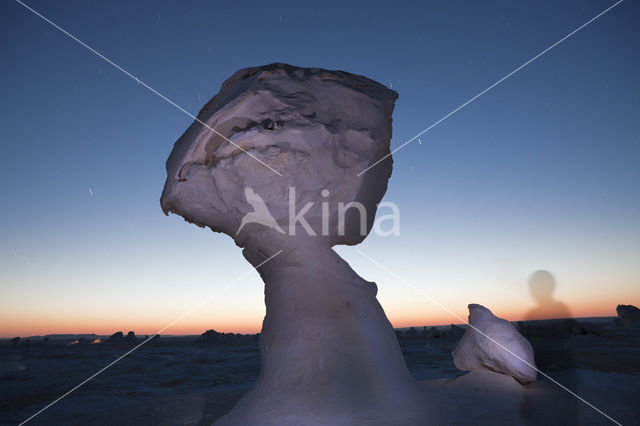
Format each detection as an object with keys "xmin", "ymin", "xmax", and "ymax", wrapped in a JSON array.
[{"xmin": 1, "ymin": 317, "xmax": 638, "ymax": 425}]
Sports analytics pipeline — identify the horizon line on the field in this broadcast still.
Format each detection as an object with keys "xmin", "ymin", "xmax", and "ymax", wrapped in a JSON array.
[{"xmin": 1, "ymin": 314, "xmax": 619, "ymax": 339}]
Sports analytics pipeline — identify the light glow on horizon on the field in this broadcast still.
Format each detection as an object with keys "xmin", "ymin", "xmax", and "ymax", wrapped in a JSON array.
[{"xmin": 2, "ymin": 288, "xmax": 636, "ymax": 338}]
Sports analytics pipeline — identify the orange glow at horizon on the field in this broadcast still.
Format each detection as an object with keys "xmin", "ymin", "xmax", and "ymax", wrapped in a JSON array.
[{"xmin": 1, "ymin": 299, "xmax": 633, "ymax": 338}]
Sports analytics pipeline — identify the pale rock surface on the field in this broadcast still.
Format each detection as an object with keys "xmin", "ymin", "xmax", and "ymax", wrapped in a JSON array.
[
  {"xmin": 453, "ymin": 304, "xmax": 537, "ymax": 384},
  {"xmin": 161, "ymin": 63, "xmax": 429, "ymax": 425},
  {"xmin": 445, "ymin": 369, "xmax": 525, "ymax": 393},
  {"xmin": 161, "ymin": 62, "xmax": 396, "ymax": 250}
]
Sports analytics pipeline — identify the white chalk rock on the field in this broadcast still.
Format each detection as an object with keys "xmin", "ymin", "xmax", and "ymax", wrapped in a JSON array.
[
  {"xmin": 161, "ymin": 64, "xmax": 430, "ymax": 425},
  {"xmin": 161, "ymin": 62, "xmax": 396, "ymax": 251},
  {"xmin": 453, "ymin": 304, "xmax": 537, "ymax": 384}
]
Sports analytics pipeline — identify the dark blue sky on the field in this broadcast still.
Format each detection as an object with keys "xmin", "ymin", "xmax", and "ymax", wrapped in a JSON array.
[{"xmin": 1, "ymin": 0, "xmax": 638, "ymax": 335}]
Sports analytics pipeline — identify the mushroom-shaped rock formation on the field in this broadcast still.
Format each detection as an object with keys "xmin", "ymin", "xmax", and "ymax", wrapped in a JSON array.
[
  {"xmin": 161, "ymin": 63, "xmax": 427, "ymax": 425},
  {"xmin": 453, "ymin": 304, "xmax": 537, "ymax": 384}
]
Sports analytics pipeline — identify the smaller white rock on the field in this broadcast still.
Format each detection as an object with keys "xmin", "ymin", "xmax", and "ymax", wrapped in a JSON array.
[{"xmin": 453, "ymin": 304, "xmax": 537, "ymax": 384}]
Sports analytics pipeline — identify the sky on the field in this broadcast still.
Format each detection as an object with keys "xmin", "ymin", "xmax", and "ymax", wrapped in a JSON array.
[{"xmin": 1, "ymin": 0, "xmax": 638, "ymax": 337}]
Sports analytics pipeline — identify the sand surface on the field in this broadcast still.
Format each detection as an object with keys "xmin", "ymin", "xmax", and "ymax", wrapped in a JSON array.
[{"xmin": 1, "ymin": 318, "xmax": 638, "ymax": 425}]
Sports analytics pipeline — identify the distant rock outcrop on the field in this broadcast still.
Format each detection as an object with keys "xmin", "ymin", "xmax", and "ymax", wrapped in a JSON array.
[
  {"xmin": 616, "ymin": 304, "xmax": 640, "ymax": 327},
  {"xmin": 405, "ymin": 327, "xmax": 419, "ymax": 338},
  {"xmin": 125, "ymin": 331, "xmax": 137, "ymax": 343},
  {"xmin": 449, "ymin": 324, "xmax": 465, "ymax": 338},
  {"xmin": 43, "ymin": 334, "xmax": 99, "ymax": 341},
  {"xmin": 198, "ymin": 329, "xmax": 241, "ymax": 344},
  {"xmin": 197, "ymin": 329, "xmax": 257, "ymax": 345},
  {"xmin": 453, "ymin": 304, "xmax": 537, "ymax": 384},
  {"xmin": 428, "ymin": 327, "xmax": 441, "ymax": 339},
  {"xmin": 107, "ymin": 332, "xmax": 124, "ymax": 344},
  {"xmin": 198, "ymin": 329, "xmax": 224, "ymax": 344}
]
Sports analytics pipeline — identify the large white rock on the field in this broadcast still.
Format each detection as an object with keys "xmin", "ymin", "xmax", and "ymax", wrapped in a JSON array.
[
  {"xmin": 161, "ymin": 63, "xmax": 428, "ymax": 425},
  {"xmin": 161, "ymin": 62, "xmax": 396, "ymax": 250},
  {"xmin": 452, "ymin": 304, "xmax": 537, "ymax": 384}
]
